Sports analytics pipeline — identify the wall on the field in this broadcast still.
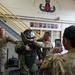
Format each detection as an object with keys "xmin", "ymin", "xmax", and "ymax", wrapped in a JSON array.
[
  {"xmin": 1, "ymin": 0, "xmax": 75, "ymax": 58},
  {"xmin": 1, "ymin": 0, "xmax": 75, "ymax": 21},
  {"xmin": 4, "ymin": 31, "xmax": 18, "ymax": 63}
]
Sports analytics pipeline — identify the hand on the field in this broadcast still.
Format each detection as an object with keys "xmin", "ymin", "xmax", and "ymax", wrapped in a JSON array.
[
  {"xmin": 37, "ymin": 59, "xmax": 42, "ymax": 65},
  {"xmin": 27, "ymin": 37, "xmax": 39, "ymax": 42},
  {"xmin": 39, "ymin": 59, "xmax": 42, "ymax": 64},
  {"xmin": 33, "ymin": 37, "xmax": 39, "ymax": 41},
  {"xmin": 28, "ymin": 39, "xmax": 34, "ymax": 41},
  {"xmin": 25, "ymin": 44, "xmax": 31, "ymax": 50},
  {"xmin": 51, "ymin": 47, "xmax": 59, "ymax": 53},
  {"xmin": 55, "ymin": 47, "xmax": 63, "ymax": 53}
]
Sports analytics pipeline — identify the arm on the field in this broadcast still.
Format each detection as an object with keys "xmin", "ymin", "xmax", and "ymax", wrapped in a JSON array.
[
  {"xmin": 39, "ymin": 55, "xmax": 72, "ymax": 75},
  {"xmin": 15, "ymin": 42, "xmax": 26, "ymax": 54},
  {"xmin": 52, "ymin": 56, "xmax": 72, "ymax": 75},
  {"xmin": 15, "ymin": 41, "xmax": 32, "ymax": 54},
  {"xmin": 6, "ymin": 36, "xmax": 19, "ymax": 44}
]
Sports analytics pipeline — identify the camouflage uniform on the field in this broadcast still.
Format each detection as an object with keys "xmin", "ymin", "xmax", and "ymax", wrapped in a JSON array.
[
  {"xmin": 0, "ymin": 36, "xmax": 17, "ymax": 75},
  {"xmin": 37, "ymin": 38, "xmax": 53, "ymax": 59},
  {"xmin": 38, "ymin": 48, "xmax": 75, "ymax": 75}
]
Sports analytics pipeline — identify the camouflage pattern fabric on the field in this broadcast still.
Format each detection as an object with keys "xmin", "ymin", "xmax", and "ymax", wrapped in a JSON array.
[
  {"xmin": 0, "ymin": 36, "xmax": 18, "ymax": 58},
  {"xmin": 37, "ymin": 38, "xmax": 53, "ymax": 58},
  {"xmin": 0, "ymin": 36, "xmax": 18, "ymax": 73},
  {"xmin": 38, "ymin": 48, "xmax": 75, "ymax": 75}
]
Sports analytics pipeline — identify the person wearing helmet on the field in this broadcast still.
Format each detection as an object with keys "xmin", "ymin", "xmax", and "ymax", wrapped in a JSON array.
[
  {"xmin": 15, "ymin": 29, "xmax": 43, "ymax": 75},
  {"xmin": 0, "ymin": 27, "xmax": 19, "ymax": 75},
  {"xmin": 37, "ymin": 31, "xmax": 53, "ymax": 59}
]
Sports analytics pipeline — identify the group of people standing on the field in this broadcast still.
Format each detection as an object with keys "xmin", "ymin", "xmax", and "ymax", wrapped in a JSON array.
[
  {"xmin": 15, "ymin": 29, "xmax": 54, "ymax": 75},
  {"xmin": 0, "ymin": 27, "xmax": 53, "ymax": 75},
  {"xmin": 38, "ymin": 25, "xmax": 75, "ymax": 75},
  {"xmin": 0, "ymin": 25, "xmax": 75, "ymax": 75}
]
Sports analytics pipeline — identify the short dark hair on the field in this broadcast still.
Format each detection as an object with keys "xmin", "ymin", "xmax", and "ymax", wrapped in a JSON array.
[
  {"xmin": 45, "ymin": 31, "xmax": 51, "ymax": 36},
  {"xmin": 63, "ymin": 25, "xmax": 75, "ymax": 47}
]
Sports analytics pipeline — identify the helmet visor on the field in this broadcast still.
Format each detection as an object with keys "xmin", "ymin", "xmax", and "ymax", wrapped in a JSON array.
[{"xmin": 25, "ymin": 30, "xmax": 35, "ymax": 39}]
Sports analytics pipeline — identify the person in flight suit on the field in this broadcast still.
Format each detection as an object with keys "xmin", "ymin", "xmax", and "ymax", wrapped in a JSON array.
[
  {"xmin": 0, "ymin": 27, "xmax": 18, "ymax": 75},
  {"xmin": 38, "ymin": 25, "xmax": 75, "ymax": 75},
  {"xmin": 15, "ymin": 29, "xmax": 43, "ymax": 75}
]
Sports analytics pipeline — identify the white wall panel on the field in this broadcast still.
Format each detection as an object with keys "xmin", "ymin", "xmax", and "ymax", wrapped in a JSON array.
[{"xmin": 1, "ymin": 0, "xmax": 75, "ymax": 21}]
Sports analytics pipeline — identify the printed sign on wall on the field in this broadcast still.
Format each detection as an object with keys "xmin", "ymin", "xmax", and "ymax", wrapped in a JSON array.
[{"xmin": 39, "ymin": 0, "xmax": 56, "ymax": 13}]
